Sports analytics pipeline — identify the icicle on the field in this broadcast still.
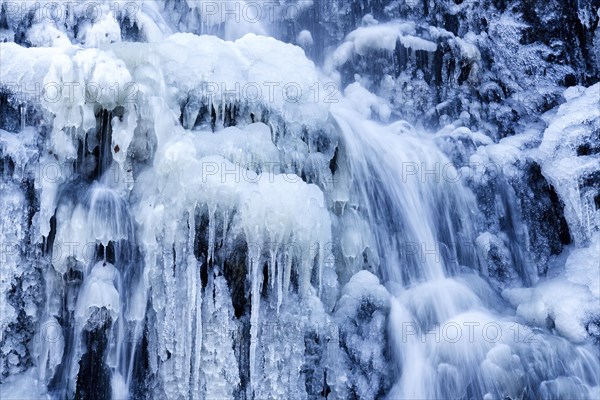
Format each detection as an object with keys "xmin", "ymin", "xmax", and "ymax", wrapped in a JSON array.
[
  {"xmin": 191, "ymin": 263, "xmax": 203, "ymax": 398},
  {"xmin": 188, "ymin": 205, "xmax": 197, "ymax": 254},
  {"xmin": 299, "ymin": 257, "xmax": 312, "ymax": 296},
  {"xmin": 207, "ymin": 205, "xmax": 217, "ymax": 264},
  {"xmin": 35, "ymin": 316, "xmax": 64, "ymax": 384},
  {"xmin": 20, "ymin": 104, "xmax": 25, "ymax": 131},
  {"xmin": 248, "ymin": 242, "xmax": 263, "ymax": 399},
  {"xmin": 269, "ymin": 243, "xmax": 278, "ymax": 291},
  {"xmin": 161, "ymin": 226, "xmax": 177, "ymax": 387},
  {"xmin": 276, "ymin": 251, "xmax": 284, "ymax": 314},
  {"xmin": 283, "ymin": 245, "xmax": 293, "ymax": 296},
  {"xmin": 311, "ymin": 241, "xmax": 324, "ymax": 297},
  {"xmin": 222, "ymin": 209, "xmax": 230, "ymax": 239},
  {"xmin": 185, "ymin": 208, "xmax": 199, "ymax": 397},
  {"xmin": 173, "ymin": 228, "xmax": 189, "ymax": 396}
]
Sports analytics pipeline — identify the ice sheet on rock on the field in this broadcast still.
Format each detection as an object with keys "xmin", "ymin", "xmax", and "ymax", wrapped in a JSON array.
[
  {"xmin": 1, "ymin": 35, "xmax": 208, "ymax": 243},
  {"xmin": 0, "ymin": 128, "xmax": 39, "ymax": 176},
  {"xmin": 2, "ymin": 45, "xmax": 138, "ymax": 241},
  {"xmin": 81, "ymin": 12, "xmax": 122, "ymax": 48},
  {"xmin": 539, "ymin": 84, "xmax": 600, "ymax": 161},
  {"xmin": 99, "ymin": 32, "xmax": 333, "ymax": 151},
  {"xmin": 337, "ymin": 208, "xmax": 378, "ymax": 284},
  {"xmin": 1, "ymin": 0, "xmax": 173, "ymax": 45},
  {"xmin": 467, "ymin": 124, "xmax": 542, "ymax": 182},
  {"xmin": 475, "ymin": 231, "xmax": 522, "ymax": 289},
  {"xmin": 0, "ymin": 368, "xmax": 51, "ymax": 399},
  {"xmin": 193, "ymin": 123, "xmax": 279, "ymax": 170},
  {"xmin": 26, "ymin": 23, "xmax": 72, "ymax": 47},
  {"xmin": 1, "ymin": 42, "xmax": 135, "ymax": 156},
  {"xmin": 74, "ymin": 262, "xmax": 120, "ymax": 324},
  {"xmin": 241, "ymin": 172, "xmax": 332, "ymax": 394},
  {"xmin": 327, "ymin": 20, "xmax": 437, "ymax": 72},
  {"xmin": 428, "ymin": 28, "xmax": 481, "ymax": 62},
  {"xmin": 334, "ymin": 270, "xmax": 389, "ymax": 319},
  {"xmin": 343, "ymin": 82, "xmax": 391, "ymax": 121},
  {"xmin": 544, "ymin": 155, "xmax": 600, "ymax": 240},
  {"xmin": 436, "ymin": 125, "xmax": 494, "ymax": 147},
  {"xmin": 537, "ymin": 83, "xmax": 600, "ymax": 244},
  {"xmin": 341, "ymin": 20, "xmax": 431, "ymax": 56},
  {"xmin": 160, "ymin": 33, "xmax": 329, "ymax": 127},
  {"xmin": 3, "ymin": 31, "xmax": 332, "ymax": 176},
  {"xmin": 487, "ymin": 13, "xmax": 575, "ymax": 105},
  {"xmin": 147, "ymin": 141, "xmax": 249, "ymax": 218},
  {"xmin": 182, "ymin": 0, "xmax": 267, "ymax": 40},
  {"xmin": 0, "ymin": 44, "xmax": 65, "ymax": 101},
  {"xmin": 330, "ymin": 271, "xmax": 391, "ymax": 400},
  {"xmin": 0, "ymin": 184, "xmax": 27, "ymax": 375},
  {"xmin": 503, "ymin": 234, "xmax": 600, "ymax": 343}
]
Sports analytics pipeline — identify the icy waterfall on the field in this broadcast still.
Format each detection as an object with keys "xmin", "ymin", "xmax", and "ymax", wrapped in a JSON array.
[{"xmin": 1, "ymin": 1, "xmax": 599, "ymax": 400}]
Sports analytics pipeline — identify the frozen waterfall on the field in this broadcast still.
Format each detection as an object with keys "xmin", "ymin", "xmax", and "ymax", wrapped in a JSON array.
[{"xmin": 1, "ymin": 1, "xmax": 599, "ymax": 400}]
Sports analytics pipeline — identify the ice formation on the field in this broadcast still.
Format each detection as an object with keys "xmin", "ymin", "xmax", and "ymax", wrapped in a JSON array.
[{"xmin": 0, "ymin": 1, "xmax": 599, "ymax": 399}]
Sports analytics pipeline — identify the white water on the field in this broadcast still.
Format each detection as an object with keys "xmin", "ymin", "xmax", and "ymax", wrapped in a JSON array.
[{"xmin": 332, "ymin": 105, "xmax": 600, "ymax": 399}]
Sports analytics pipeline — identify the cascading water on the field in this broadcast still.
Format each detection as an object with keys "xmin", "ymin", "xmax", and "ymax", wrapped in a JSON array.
[
  {"xmin": 38, "ymin": 141, "xmax": 145, "ymax": 399},
  {"xmin": 332, "ymin": 105, "xmax": 600, "ymax": 399},
  {"xmin": 1, "ymin": 1, "xmax": 599, "ymax": 400}
]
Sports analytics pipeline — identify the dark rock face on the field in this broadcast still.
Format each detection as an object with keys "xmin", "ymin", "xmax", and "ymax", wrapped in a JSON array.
[
  {"xmin": 513, "ymin": 163, "xmax": 571, "ymax": 274},
  {"xmin": 275, "ymin": 0, "xmax": 599, "ymax": 134},
  {"xmin": 75, "ymin": 309, "xmax": 112, "ymax": 400},
  {"xmin": 129, "ymin": 323, "xmax": 152, "ymax": 400},
  {"xmin": 516, "ymin": 0, "xmax": 599, "ymax": 83}
]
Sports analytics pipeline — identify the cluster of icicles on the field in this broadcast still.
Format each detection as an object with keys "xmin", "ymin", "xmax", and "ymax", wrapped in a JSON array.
[{"xmin": 0, "ymin": 17, "xmax": 598, "ymax": 400}]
